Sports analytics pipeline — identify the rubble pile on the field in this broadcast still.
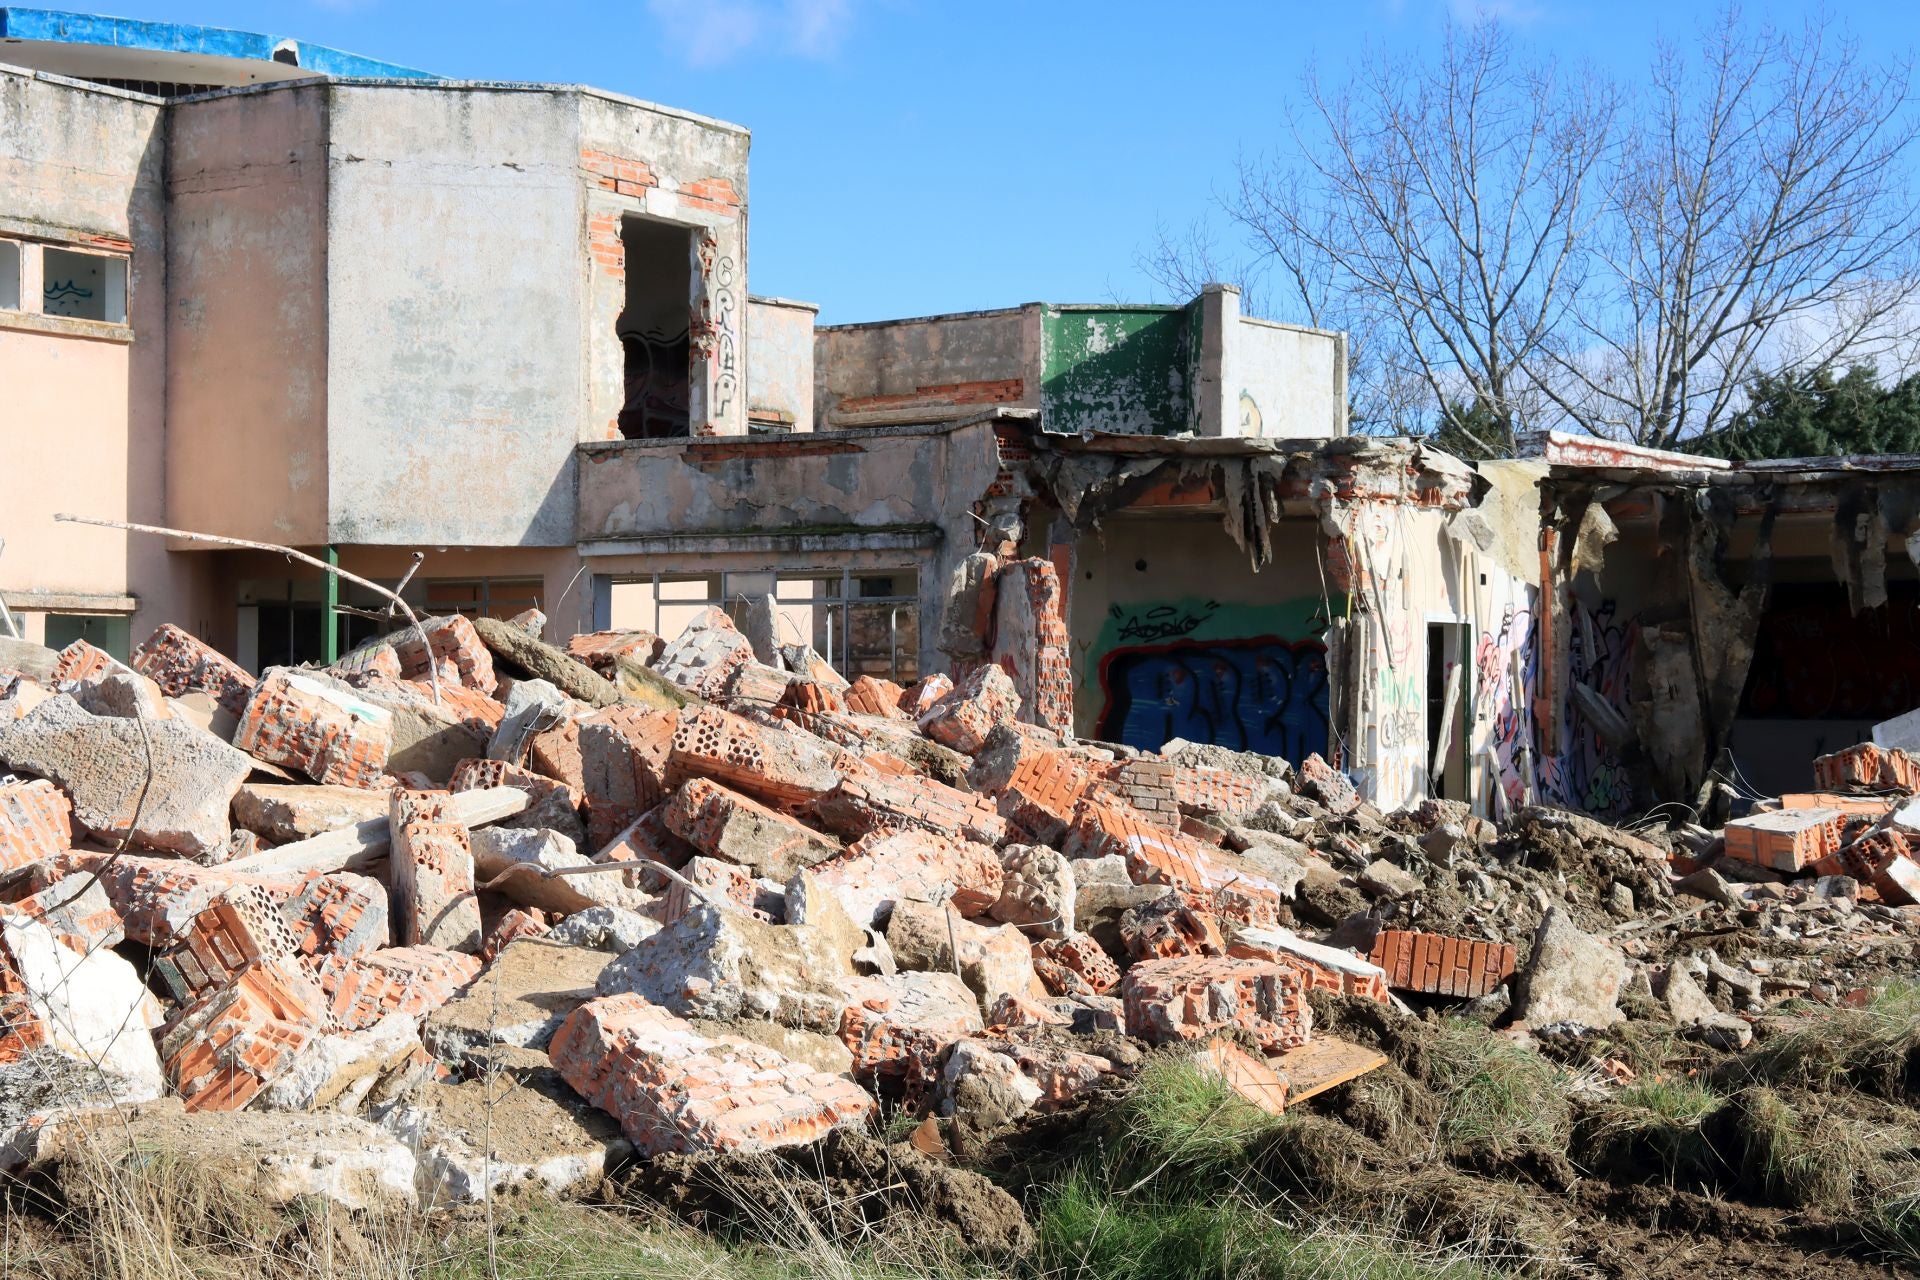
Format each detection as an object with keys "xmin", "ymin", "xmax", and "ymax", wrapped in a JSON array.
[{"xmin": 0, "ymin": 606, "xmax": 1915, "ymax": 1234}]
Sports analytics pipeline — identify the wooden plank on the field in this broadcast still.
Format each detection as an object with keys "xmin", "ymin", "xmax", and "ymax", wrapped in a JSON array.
[{"xmin": 1275, "ymin": 1036, "xmax": 1389, "ymax": 1105}]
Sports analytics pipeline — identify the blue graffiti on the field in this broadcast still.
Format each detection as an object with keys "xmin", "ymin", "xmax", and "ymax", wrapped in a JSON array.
[{"xmin": 1100, "ymin": 640, "xmax": 1330, "ymax": 761}]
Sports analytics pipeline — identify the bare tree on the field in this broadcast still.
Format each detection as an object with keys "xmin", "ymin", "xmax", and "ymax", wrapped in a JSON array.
[
  {"xmin": 1545, "ymin": 11, "xmax": 1920, "ymax": 448},
  {"xmin": 1222, "ymin": 22, "xmax": 1615, "ymax": 453}
]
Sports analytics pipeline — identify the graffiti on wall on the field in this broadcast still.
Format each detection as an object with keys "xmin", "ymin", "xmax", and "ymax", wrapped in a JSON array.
[
  {"xmin": 1472, "ymin": 598, "xmax": 1536, "ymax": 810},
  {"xmin": 1541, "ymin": 598, "xmax": 1635, "ymax": 815},
  {"xmin": 1098, "ymin": 637, "xmax": 1330, "ymax": 760},
  {"xmin": 1113, "ymin": 600, "xmax": 1219, "ymax": 644}
]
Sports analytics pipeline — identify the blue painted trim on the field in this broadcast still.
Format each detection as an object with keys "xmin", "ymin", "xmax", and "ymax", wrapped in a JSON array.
[{"xmin": 0, "ymin": 7, "xmax": 436, "ymax": 79}]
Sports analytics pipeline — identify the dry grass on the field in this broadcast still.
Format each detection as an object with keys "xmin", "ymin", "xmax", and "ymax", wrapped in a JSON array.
[{"xmin": 1423, "ymin": 1023, "xmax": 1572, "ymax": 1159}]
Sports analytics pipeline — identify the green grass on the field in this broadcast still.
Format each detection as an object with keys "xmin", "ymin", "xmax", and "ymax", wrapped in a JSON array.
[
  {"xmin": 1732, "ymin": 982, "xmax": 1920, "ymax": 1099},
  {"xmin": 1613, "ymin": 1076, "xmax": 1720, "ymax": 1126},
  {"xmin": 1423, "ymin": 1023, "xmax": 1571, "ymax": 1158},
  {"xmin": 1871, "ymin": 1175, "xmax": 1920, "ymax": 1265},
  {"xmin": 1032, "ymin": 1170, "xmax": 1498, "ymax": 1280}
]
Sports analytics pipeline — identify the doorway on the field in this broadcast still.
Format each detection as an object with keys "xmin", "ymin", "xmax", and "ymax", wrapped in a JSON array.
[
  {"xmin": 616, "ymin": 215, "xmax": 695, "ymax": 438},
  {"xmin": 1426, "ymin": 621, "xmax": 1471, "ymax": 803}
]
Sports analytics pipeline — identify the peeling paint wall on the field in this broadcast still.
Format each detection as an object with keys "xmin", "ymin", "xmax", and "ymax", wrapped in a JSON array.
[
  {"xmin": 166, "ymin": 84, "xmax": 329, "ymax": 546},
  {"xmin": 0, "ymin": 69, "xmax": 220, "ymax": 641},
  {"xmin": 1039, "ymin": 304, "xmax": 1193, "ymax": 437},
  {"xmin": 814, "ymin": 306, "xmax": 1037, "ymax": 429},
  {"xmin": 324, "ymin": 84, "xmax": 585, "ymax": 547},
  {"xmin": 747, "ymin": 296, "xmax": 816, "ymax": 432}
]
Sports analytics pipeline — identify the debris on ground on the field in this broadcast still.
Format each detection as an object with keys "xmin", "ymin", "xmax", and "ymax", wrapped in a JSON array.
[{"xmin": 1, "ymin": 614, "xmax": 1918, "ymax": 1279}]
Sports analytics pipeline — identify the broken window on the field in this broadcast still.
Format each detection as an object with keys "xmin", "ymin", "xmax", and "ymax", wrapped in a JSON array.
[
  {"xmin": 418, "ymin": 578, "xmax": 544, "ymax": 622},
  {"xmin": 616, "ymin": 216, "xmax": 694, "ymax": 439},
  {"xmin": 609, "ymin": 568, "xmax": 919, "ymax": 679},
  {"xmin": 0, "ymin": 241, "xmax": 18, "ymax": 311},
  {"xmin": 41, "ymin": 247, "xmax": 127, "ymax": 324}
]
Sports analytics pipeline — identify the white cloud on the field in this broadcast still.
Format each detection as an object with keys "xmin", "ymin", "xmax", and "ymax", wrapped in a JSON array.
[{"xmin": 646, "ymin": 0, "xmax": 858, "ymax": 67}]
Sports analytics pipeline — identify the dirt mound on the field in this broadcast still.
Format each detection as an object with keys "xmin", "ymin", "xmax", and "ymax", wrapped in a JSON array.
[{"xmin": 613, "ymin": 1125, "xmax": 1034, "ymax": 1259}]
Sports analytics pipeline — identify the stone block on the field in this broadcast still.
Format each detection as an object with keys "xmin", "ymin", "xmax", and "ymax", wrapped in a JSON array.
[
  {"xmin": 549, "ymin": 993, "xmax": 875, "ymax": 1156},
  {"xmin": 653, "ymin": 608, "xmax": 754, "ymax": 699},
  {"xmin": 1512, "ymin": 908, "xmax": 1624, "ymax": 1030},
  {"xmin": 235, "ymin": 670, "xmax": 393, "ymax": 789},
  {"xmin": 595, "ymin": 903, "xmax": 858, "ymax": 1030},
  {"xmin": 1297, "ymin": 753, "xmax": 1359, "ymax": 813},
  {"xmin": 470, "ymin": 825, "xmax": 649, "ymax": 916},
  {"xmin": 1122, "ymin": 955, "xmax": 1312, "ymax": 1052},
  {"xmin": 131, "ymin": 624, "xmax": 257, "ymax": 718},
  {"xmin": 663, "ymin": 777, "xmax": 841, "ymax": 880},
  {"xmin": 0, "ymin": 916, "xmax": 164, "ymax": 1100},
  {"xmin": 883, "ymin": 899, "xmax": 1045, "ymax": 1006},
  {"xmin": 422, "ymin": 937, "xmax": 612, "ymax": 1062},
  {"xmin": 231, "ymin": 783, "xmax": 390, "ymax": 843}
]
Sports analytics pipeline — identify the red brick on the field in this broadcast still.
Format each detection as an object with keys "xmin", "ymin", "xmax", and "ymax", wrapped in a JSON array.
[
  {"xmin": 389, "ymin": 789, "xmax": 481, "ymax": 952},
  {"xmin": 566, "ymin": 629, "xmax": 663, "ymax": 674},
  {"xmin": 160, "ymin": 958, "xmax": 332, "ymax": 1111},
  {"xmin": 0, "ymin": 779, "xmax": 71, "ymax": 870},
  {"xmin": 0, "ymin": 872, "xmax": 123, "ymax": 955},
  {"xmin": 235, "ymin": 670, "xmax": 392, "ymax": 789},
  {"xmin": 1122, "ymin": 955, "xmax": 1312, "ymax": 1052},
  {"xmin": 813, "ymin": 765, "xmax": 1007, "ymax": 847},
  {"xmin": 972, "ymin": 732, "xmax": 1099, "ymax": 844},
  {"xmin": 836, "ymin": 972, "xmax": 983, "ymax": 1091},
  {"xmin": 1229, "ymin": 926, "xmax": 1390, "ymax": 1004},
  {"xmin": 131, "ymin": 624, "xmax": 257, "ymax": 718},
  {"xmin": 50, "ymin": 639, "xmax": 117, "ymax": 684},
  {"xmin": 480, "ymin": 907, "xmax": 550, "ymax": 961},
  {"xmin": 843, "ymin": 676, "xmax": 909, "ymax": 719},
  {"xmin": 663, "ymin": 777, "xmax": 840, "ymax": 880},
  {"xmin": 1033, "ymin": 932, "xmax": 1120, "ymax": 995},
  {"xmin": 667, "ymin": 705, "xmax": 841, "ymax": 810},
  {"xmin": 1119, "ymin": 893, "xmax": 1225, "ymax": 961},
  {"xmin": 389, "ymin": 615, "xmax": 497, "ymax": 696},
  {"xmin": 279, "ymin": 872, "xmax": 389, "ymax": 959},
  {"xmin": 1367, "ymin": 929, "xmax": 1514, "ymax": 998},
  {"xmin": 154, "ymin": 883, "xmax": 301, "ymax": 1003},
  {"xmin": 550, "ymin": 993, "xmax": 874, "ymax": 1156},
  {"xmin": 812, "ymin": 827, "xmax": 1002, "ymax": 928},
  {"xmin": 305, "ymin": 945, "xmax": 482, "ymax": 1030},
  {"xmin": 1724, "ymin": 807, "xmax": 1847, "ymax": 872}
]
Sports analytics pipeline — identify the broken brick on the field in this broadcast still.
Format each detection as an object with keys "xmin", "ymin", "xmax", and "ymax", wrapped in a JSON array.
[
  {"xmin": 131, "ymin": 624, "xmax": 257, "ymax": 718},
  {"xmin": 1122, "ymin": 955, "xmax": 1312, "ymax": 1052},
  {"xmin": 153, "ymin": 883, "xmax": 301, "ymax": 1003},
  {"xmin": 1033, "ymin": 931, "xmax": 1121, "ymax": 995},
  {"xmin": 917, "ymin": 664, "xmax": 1020, "ymax": 754},
  {"xmin": 235, "ymin": 670, "xmax": 393, "ymax": 789},
  {"xmin": 813, "ymin": 827, "xmax": 1002, "ymax": 929},
  {"xmin": 1724, "ymin": 807, "xmax": 1848, "ymax": 872},
  {"xmin": 835, "ymin": 971, "xmax": 983, "ymax": 1090},
  {"xmin": 1230, "ymin": 925, "xmax": 1390, "ymax": 1003},
  {"xmin": 578, "ymin": 705, "xmax": 676, "ymax": 848},
  {"xmin": 389, "ymin": 616, "xmax": 498, "ymax": 696},
  {"xmin": 160, "ymin": 957, "xmax": 332, "ymax": 1111},
  {"xmin": 0, "ymin": 778, "xmax": 71, "ymax": 870},
  {"xmin": 1119, "ymin": 892, "xmax": 1226, "ymax": 961},
  {"xmin": 389, "ymin": 789, "xmax": 482, "ymax": 953},
  {"xmin": 652, "ymin": 608, "xmax": 754, "ymax": 699},
  {"xmin": 813, "ymin": 765, "xmax": 1007, "ymax": 847},
  {"xmin": 306, "ymin": 945, "xmax": 482, "ymax": 1030},
  {"xmin": 969, "ymin": 726, "xmax": 1100, "ymax": 844},
  {"xmin": 279, "ymin": 872, "xmax": 389, "ymax": 959},
  {"xmin": 843, "ymin": 676, "xmax": 909, "ymax": 720},
  {"xmin": 50, "ymin": 639, "xmax": 117, "ymax": 684},
  {"xmin": 566, "ymin": 629, "xmax": 663, "ymax": 674},
  {"xmin": 666, "ymin": 705, "xmax": 841, "ymax": 810},
  {"xmin": 549, "ymin": 992, "xmax": 875, "ymax": 1155},
  {"xmin": 663, "ymin": 777, "xmax": 841, "ymax": 880}
]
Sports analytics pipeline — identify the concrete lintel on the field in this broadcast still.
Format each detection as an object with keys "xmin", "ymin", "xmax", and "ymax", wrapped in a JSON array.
[
  {"xmin": 578, "ymin": 527, "xmax": 941, "ymax": 558},
  {"xmin": 1, "ymin": 590, "xmax": 139, "ymax": 614}
]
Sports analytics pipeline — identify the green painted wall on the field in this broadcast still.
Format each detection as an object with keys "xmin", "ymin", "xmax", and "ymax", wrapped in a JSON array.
[{"xmin": 1040, "ymin": 304, "xmax": 1193, "ymax": 436}]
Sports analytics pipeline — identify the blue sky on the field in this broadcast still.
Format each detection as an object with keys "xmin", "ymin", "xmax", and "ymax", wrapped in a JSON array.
[{"xmin": 47, "ymin": 0, "xmax": 1920, "ymax": 325}]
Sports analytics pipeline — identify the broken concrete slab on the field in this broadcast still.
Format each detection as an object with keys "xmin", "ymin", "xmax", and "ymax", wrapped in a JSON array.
[
  {"xmin": 664, "ymin": 777, "xmax": 841, "ymax": 880},
  {"xmin": 382, "ymin": 1055, "xmax": 631, "ymax": 1203},
  {"xmin": 0, "ymin": 693, "xmax": 251, "ymax": 860},
  {"xmin": 235, "ymin": 669, "xmax": 393, "ymax": 789},
  {"xmin": 390, "ymin": 790, "xmax": 483, "ymax": 953},
  {"xmin": 470, "ymin": 826, "xmax": 650, "ymax": 916},
  {"xmin": 0, "ymin": 638, "xmax": 57, "ymax": 684},
  {"xmin": 232, "ymin": 782, "xmax": 391, "ymax": 844},
  {"xmin": 0, "ymin": 915, "xmax": 164, "ymax": 1100},
  {"xmin": 989, "ymin": 843, "xmax": 1075, "ymax": 938},
  {"xmin": 422, "ymin": 938, "xmax": 612, "ymax": 1063},
  {"xmin": 595, "ymin": 903, "xmax": 856, "ymax": 1030},
  {"xmin": 471, "ymin": 617, "xmax": 624, "ymax": 708}
]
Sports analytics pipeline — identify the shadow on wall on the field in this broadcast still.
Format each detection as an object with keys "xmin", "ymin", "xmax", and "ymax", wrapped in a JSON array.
[{"xmin": 1097, "ymin": 636, "xmax": 1330, "ymax": 760}]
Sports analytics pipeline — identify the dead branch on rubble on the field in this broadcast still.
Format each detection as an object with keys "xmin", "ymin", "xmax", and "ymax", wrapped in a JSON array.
[{"xmin": 54, "ymin": 513, "xmax": 442, "ymax": 707}]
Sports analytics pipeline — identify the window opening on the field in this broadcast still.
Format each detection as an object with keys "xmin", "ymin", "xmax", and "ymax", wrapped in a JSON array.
[
  {"xmin": 0, "ymin": 241, "xmax": 18, "ymax": 312},
  {"xmin": 41, "ymin": 248, "xmax": 127, "ymax": 324},
  {"xmin": 616, "ymin": 216, "xmax": 695, "ymax": 439}
]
